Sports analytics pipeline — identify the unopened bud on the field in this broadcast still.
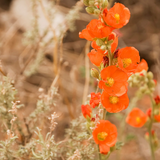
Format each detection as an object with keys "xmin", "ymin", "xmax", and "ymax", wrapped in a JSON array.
[
  {"xmin": 148, "ymin": 80, "xmax": 155, "ymax": 88},
  {"xmin": 100, "ymin": 45, "xmax": 107, "ymax": 51},
  {"xmin": 94, "ymin": 9, "xmax": 100, "ymax": 15},
  {"xmin": 154, "ymin": 140, "xmax": 159, "ymax": 148},
  {"xmin": 89, "ymin": 0, "xmax": 95, "ymax": 6},
  {"xmin": 145, "ymin": 132, "xmax": 149, "ymax": 140},
  {"xmin": 101, "ymin": 0, "xmax": 108, "ymax": 9},
  {"xmin": 83, "ymin": 0, "xmax": 89, "ymax": 6},
  {"xmin": 91, "ymin": 68, "xmax": 99, "ymax": 79},
  {"xmin": 147, "ymin": 72, "xmax": 153, "ymax": 80},
  {"xmin": 107, "ymin": 39, "xmax": 114, "ymax": 45},
  {"xmin": 86, "ymin": 7, "xmax": 95, "ymax": 14},
  {"xmin": 96, "ymin": 39, "xmax": 104, "ymax": 46}
]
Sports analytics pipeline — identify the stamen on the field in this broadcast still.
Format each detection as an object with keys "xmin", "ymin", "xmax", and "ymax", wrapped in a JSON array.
[
  {"xmin": 109, "ymin": 96, "xmax": 119, "ymax": 104},
  {"xmin": 105, "ymin": 77, "xmax": 114, "ymax": 87},
  {"xmin": 97, "ymin": 132, "xmax": 108, "ymax": 141},
  {"xmin": 122, "ymin": 58, "xmax": 132, "ymax": 68}
]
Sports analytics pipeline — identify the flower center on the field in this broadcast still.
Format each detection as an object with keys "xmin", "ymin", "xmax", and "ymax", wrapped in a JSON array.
[
  {"xmin": 114, "ymin": 13, "xmax": 120, "ymax": 23},
  {"xmin": 109, "ymin": 96, "xmax": 119, "ymax": 104},
  {"xmin": 105, "ymin": 77, "xmax": 114, "ymax": 87},
  {"xmin": 97, "ymin": 132, "xmax": 108, "ymax": 141},
  {"xmin": 97, "ymin": 24, "xmax": 104, "ymax": 30},
  {"xmin": 136, "ymin": 117, "xmax": 141, "ymax": 123},
  {"xmin": 122, "ymin": 58, "xmax": 132, "ymax": 68}
]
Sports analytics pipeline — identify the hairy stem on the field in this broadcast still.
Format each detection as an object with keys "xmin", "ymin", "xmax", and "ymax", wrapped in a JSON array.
[
  {"xmin": 148, "ymin": 95, "xmax": 155, "ymax": 160},
  {"xmin": 98, "ymin": 145, "xmax": 102, "ymax": 160}
]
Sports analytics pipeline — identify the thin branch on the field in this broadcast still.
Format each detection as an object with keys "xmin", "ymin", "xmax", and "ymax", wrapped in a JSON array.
[
  {"xmin": 39, "ymin": 0, "xmax": 58, "ymax": 75},
  {"xmin": 83, "ymin": 41, "xmax": 90, "ymax": 103}
]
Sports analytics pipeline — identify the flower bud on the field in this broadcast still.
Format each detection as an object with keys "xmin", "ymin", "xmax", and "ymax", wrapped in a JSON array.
[
  {"xmin": 147, "ymin": 72, "xmax": 153, "ymax": 79},
  {"xmin": 145, "ymin": 132, "xmax": 149, "ymax": 140},
  {"xmin": 83, "ymin": 0, "xmax": 89, "ymax": 6},
  {"xmin": 91, "ymin": 68, "xmax": 99, "ymax": 79},
  {"xmin": 101, "ymin": 0, "xmax": 108, "ymax": 9},
  {"xmin": 96, "ymin": 39, "xmax": 104, "ymax": 46},
  {"xmin": 89, "ymin": 0, "xmax": 95, "ymax": 6},
  {"xmin": 94, "ymin": 9, "xmax": 101, "ymax": 15},
  {"xmin": 94, "ymin": 2, "xmax": 99, "ymax": 6},
  {"xmin": 100, "ymin": 45, "xmax": 107, "ymax": 51},
  {"xmin": 86, "ymin": 7, "xmax": 95, "ymax": 14}
]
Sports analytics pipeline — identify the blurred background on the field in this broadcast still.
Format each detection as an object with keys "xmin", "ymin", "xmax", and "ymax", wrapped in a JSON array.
[{"xmin": 0, "ymin": 0, "xmax": 160, "ymax": 159}]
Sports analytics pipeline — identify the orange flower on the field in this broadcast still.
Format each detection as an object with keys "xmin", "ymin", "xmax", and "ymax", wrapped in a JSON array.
[
  {"xmin": 92, "ymin": 120, "xmax": 117, "ymax": 153},
  {"xmin": 103, "ymin": 3, "xmax": 130, "ymax": 29},
  {"xmin": 126, "ymin": 108, "xmax": 147, "ymax": 127},
  {"xmin": 88, "ymin": 49, "xmax": 104, "ymax": 66},
  {"xmin": 118, "ymin": 47, "xmax": 140, "ymax": 75},
  {"xmin": 99, "ymin": 65, "xmax": 128, "ymax": 96},
  {"xmin": 81, "ymin": 104, "xmax": 91, "ymax": 118},
  {"xmin": 90, "ymin": 92, "xmax": 101, "ymax": 108},
  {"xmin": 101, "ymin": 91, "xmax": 129, "ymax": 113},
  {"xmin": 87, "ymin": 19, "xmax": 113, "ymax": 38},
  {"xmin": 91, "ymin": 32, "xmax": 118, "ymax": 55},
  {"xmin": 79, "ymin": 28, "xmax": 93, "ymax": 41},
  {"xmin": 135, "ymin": 59, "xmax": 148, "ymax": 73}
]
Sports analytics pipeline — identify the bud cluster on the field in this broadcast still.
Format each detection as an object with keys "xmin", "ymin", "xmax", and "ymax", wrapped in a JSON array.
[
  {"xmin": 84, "ymin": 0, "xmax": 108, "ymax": 15},
  {"xmin": 128, "ymin": 70, "xmax": 155, "ymax": 96}
]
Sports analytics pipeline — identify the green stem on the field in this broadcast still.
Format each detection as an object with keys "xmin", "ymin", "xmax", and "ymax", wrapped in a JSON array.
[
  {"xmin": 102, "ymin": 47, "xmax": 112, "ymax": 121},
  {"xmin": 108, "ymin": 47, "xmax": 112, "ymax": 66},
  {"xmin": 148, "ymin": 95, "xmax": 155, "ymax": 160},
  {"xmin": 98, "ymin": 145, "xmax": 102, "ymax": 160},
  {"xmin": 103, "ymin": 109, "xmax": 107, "ymax": 120}
]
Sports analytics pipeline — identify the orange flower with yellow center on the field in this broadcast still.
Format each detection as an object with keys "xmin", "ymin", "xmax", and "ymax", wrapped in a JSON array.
[
  {"xmin": 99, "ymin": 65, "xmax": 128, "ymax": 96},
  {"xmin": 126, "ymin": 108, "xmax": 147, "ymax": 128},
  {"xmin": 97, "ymin": 132, "xmax": 108, "ymax": 141},
  {"xmin": 103, "ymin": 3, "xmax": 130, "ymax": 28},
  {"xmin": 101, "ymin": 91, "xmax": 129, "ymax": 113},
  {"xmin": 118, "ymin": 47, "xmax": 140, "ymax": 76},
  {"xmin": 87, "ymin": 19, "xmax": 113, "ymax": 38},
  {"xmin": 93, "ymin": 120, "xmax": 117, "ymax": 145}
]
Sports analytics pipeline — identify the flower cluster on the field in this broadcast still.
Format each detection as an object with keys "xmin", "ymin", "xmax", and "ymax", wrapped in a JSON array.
[{"xmin": 79, "ymin": 0, "xmax": 148, "ymax": 156}]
